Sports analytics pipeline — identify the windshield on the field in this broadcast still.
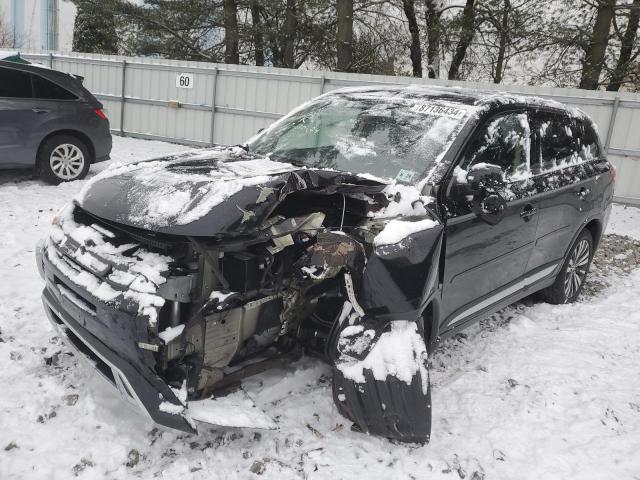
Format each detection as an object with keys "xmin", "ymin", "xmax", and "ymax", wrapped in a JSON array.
[{"xmin": 247, "ymin": 93, "xmax": 474, "ymax": 184}]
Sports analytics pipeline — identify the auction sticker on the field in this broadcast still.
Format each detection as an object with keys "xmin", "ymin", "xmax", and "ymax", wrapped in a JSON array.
[
  {"xmin": 412, "ymin": 102, "xmax": 466, "ymax": 119},
  {"xmin": 395, "ymin": 169, "xmax": 417, "ymax": 183}
]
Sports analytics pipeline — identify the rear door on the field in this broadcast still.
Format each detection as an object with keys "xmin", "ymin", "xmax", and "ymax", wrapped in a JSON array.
[
  {"xmin": 440, "ymin": 110, "xmax": 539, "ymax": 331},
  {"xmin": 525, "ymin": 111, "xmax": 598, "ymax": 272},
  {"xmin": 0, "ymin": 66, "xmax": 37, "ymax": 167}
]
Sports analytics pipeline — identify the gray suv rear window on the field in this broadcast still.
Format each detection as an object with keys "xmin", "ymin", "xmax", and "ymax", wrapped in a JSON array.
[{"xmin": 33, "ymin": 74, "xmax": 77, "ymax": 100}]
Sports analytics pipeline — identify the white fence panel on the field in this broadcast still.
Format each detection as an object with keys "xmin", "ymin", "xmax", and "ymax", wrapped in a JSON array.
[{"xmin": 18, "ymin": 51, "xmax": 640, "ymax": 204}]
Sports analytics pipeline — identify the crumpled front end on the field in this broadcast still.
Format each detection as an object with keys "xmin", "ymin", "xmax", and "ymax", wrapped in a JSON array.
[{"xmin": 37, "ymin": 153, "xmax": 444, "ymax": 441}]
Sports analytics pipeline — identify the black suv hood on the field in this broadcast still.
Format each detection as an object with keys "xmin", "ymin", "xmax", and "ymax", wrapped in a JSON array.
[{"xmin": 77, "ymin": 148, "xmax": 388, "ymax": 237}]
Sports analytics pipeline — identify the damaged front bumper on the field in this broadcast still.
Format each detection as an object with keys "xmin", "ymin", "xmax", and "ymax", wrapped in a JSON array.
[{"xmin": 38, "ymin": 241, "xmax": 197, "ymax": 433}]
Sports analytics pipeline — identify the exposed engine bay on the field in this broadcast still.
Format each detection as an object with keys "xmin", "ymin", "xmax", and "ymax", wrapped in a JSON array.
[{"xmin": 146, "ymin": 190, "xmax": 383, "ymax": 398}]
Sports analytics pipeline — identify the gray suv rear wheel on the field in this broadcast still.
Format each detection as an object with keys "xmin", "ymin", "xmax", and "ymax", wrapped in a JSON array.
[{"xmin": 36, "ymin": 135, "xmax": 91, "ymax": 184}]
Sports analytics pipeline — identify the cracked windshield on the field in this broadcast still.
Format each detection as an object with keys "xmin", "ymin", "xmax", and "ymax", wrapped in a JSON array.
[{"xmin": 248, "ymin": 93, "xmax": 473, "ymax": 184}]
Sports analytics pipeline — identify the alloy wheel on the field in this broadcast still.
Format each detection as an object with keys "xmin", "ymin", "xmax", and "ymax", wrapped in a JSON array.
[
  {"xmin": 50, "ymin": 144, "xmax": 85, "ymax": 180},
  {"xmin": 564, "ymin": 238, "xmax": 590, "ymax": 301}
]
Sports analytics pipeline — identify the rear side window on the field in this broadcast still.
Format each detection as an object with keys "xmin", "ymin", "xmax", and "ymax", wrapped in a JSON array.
[
  {"xmin": 0, "ymin": 67, "xmax": 32, "ymax": 98},
  {"xmin": 537, "ymin": 114, "xmax": 580, "ymax": 171},
  {"xmin": 32, "ymin": 75, "xmax": 77, "ymax": 100}
]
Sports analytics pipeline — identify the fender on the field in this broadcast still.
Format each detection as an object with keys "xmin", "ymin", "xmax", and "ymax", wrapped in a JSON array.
[{"xmin": 329, "ymin": 221, "xmax": 444, "ymax": 443}]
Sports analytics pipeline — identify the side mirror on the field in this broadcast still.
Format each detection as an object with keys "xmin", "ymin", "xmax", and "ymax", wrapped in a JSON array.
[
  {"xmin": 466, "ymin": 164, "xmax": 507, "ymax": 225},
  {"xmin": 466, "ymin": 163, "xmax": 505, "ymax": 192}
]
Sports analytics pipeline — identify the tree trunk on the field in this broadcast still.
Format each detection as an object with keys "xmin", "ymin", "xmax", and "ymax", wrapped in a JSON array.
[
  {"xmin": 250, "ymin": 0, "xmax": 264, "ymax": 66},
  {"xmin": 403, "ymin": 0, "xmax": 423, "ymax": 77},
  {"xmin": 425, "ymin": 0, "xmax": 443, "ymax": 79},
  {"xmin": 448, "ymin": 0, "xmax": 476, "ymax": 80},
  {"xmin": 607, "ymin": 0, "xmax": 640, "ymax": 91},
  {"xmin": 223, "ymin": 0, "xmax": 239, "ymax": 64},
  {"xmin": 283, "ymin": 0, "xmax": 297, "ymax": 68},
  {"xmin": 580, "ymin": 0, "xmax": 616, "ymax": 90},
  {"xmin": 493, "ymin": 0, "xmax": 510, "ymax": 83},
  {"xmin": 337, "ymin": 0, "xmax": 354, "ymax": 72}
]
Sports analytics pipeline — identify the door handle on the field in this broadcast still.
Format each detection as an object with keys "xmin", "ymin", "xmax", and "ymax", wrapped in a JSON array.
[
  {"xmin": 520, "ymin": 204, "xmax": 538, "ymax": 220},
  {"xmin": 32, "ymin": 108, "xmax": 49, "ymax": 114},
  {"xmin": 576, "ymin": 187, "xmax": 590, "ymax": 200}
]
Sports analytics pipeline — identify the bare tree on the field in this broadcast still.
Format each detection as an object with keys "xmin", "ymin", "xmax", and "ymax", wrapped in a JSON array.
[
  {"xmin": 402, "ymin": 0, "xmax": 423, "ymax": 77},
  {"xmin": 282, "ymin": 0, "xmax": 297, "ymax": 68},
  {"xmin": 448, "ymin": 0, "xmax": 476, "ymax": 79},
  {"xmin": 0, "ymin": 12, "xmax": 13, "ymax": 47},
  {"xmin": 250, "ymin": 0, "xmax": 265, "ymax": 66},
  {"xmin": 425, "ymin": 0, "xmax": 443, "ymax": 78},
  {"xmin": 492, "ymin": 0, "xmax": 510, "ymax": 83},
  {"xmin": 337, "ymin": 0, "xmax": 354, "ymax": 71},
  {"xmin": 224, "ymin": 0, "xmax": 240, "ymax": 64},
  {"xmin": 607, "ymin": 0, "xmax": 640, "ymax": 90},
  {"xmin": 580, "ymin": 0, "xmax": 616, "ymax": 89}
]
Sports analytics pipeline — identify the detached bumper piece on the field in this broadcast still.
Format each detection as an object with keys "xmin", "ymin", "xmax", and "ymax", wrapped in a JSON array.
[{"xmin": 333, "ymin": 370, "xmax": 431, "ymax": 444}]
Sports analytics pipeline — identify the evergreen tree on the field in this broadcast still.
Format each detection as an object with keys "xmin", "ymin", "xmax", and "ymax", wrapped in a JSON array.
[{"xmin": 72, "ymin": 0, "xmax": 119, "ymax": 54}]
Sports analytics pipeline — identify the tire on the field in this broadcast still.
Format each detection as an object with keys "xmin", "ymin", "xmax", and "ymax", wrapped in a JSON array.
[
  {"xmin": 540, "ymin": 229, "xmax": 594, "ymax": 304},
  {"xmin": 36, "ymin": 135, "xmax": 91, "ymax": 184}
]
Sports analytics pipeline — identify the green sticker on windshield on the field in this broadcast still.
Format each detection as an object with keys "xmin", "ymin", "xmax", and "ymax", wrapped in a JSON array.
[{"xmin": 395, "ymin": 169, "xmax": 417, "ymax": 183}]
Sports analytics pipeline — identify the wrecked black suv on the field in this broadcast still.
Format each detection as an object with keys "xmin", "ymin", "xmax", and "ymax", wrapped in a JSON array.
[{"xmin": 36, "ymin": 86, "xmax": 614, "ymax": 443}]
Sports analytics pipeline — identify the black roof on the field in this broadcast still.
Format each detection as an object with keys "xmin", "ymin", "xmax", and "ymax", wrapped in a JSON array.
[{"xmin": 330, "ymin": 84, "xmax": 583, "ymax": 117}]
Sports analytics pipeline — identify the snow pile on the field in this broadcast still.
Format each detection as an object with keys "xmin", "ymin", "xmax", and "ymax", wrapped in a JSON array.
[
  {"xmin": 374, "ymin": 218, "xmax": 439, "ymax": 246},
  {"xmin": 46, "ymin": 205, "xmax": 171, "ymax": 325},
  {"xmin": 372, "ymin": 183, "xmax": 432, "ymax": 218},
  {"xmin": 159, "ymin": 381, "xmax": 188, "ymax": 415},
  {"xmin": 187, "ymin": 390, "xmax": 277, "ymax": 430},
  {"xmin": 337, "ymin": 320, "xmax": 429, "ymax": 394},
  {"xmin": 158, "ymin": 325, "xmax": 185, "ymax": 343},
  {"xmin": 453, "ymin": 165, "xmax": 468, "ymax": 183}
]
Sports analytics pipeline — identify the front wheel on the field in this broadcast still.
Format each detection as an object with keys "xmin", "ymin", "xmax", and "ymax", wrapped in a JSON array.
[
  {"xmin": 541, "ymin": 229, "xmax": 593, "ymax": 304},
  {"xmin": 36, "ymin": 135, "xmax": 91, "ymax": 184}
]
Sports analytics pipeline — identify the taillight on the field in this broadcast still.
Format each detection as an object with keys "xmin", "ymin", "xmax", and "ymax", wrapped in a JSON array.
[
  {"xmin": 610, "ymin": 164, "xmax": 617, "ymax": 182},
  {"xmin": 94, "ymin": 108, "xmax": 108, "ymax": 120}
]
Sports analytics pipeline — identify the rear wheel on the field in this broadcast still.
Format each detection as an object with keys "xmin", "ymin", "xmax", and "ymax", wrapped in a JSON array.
[
  {"xmin": 36, "ymin": 135, "xmax": 90, "ymax": 184},
  {"xmin": 540, "ymin": 229, "xmax": 593, "ymax": 304}
]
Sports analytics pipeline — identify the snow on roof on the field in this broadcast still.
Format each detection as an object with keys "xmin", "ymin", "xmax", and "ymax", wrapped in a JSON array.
[{"xmin": 328, "ymin": 84, "xmax": 584, "ymax": 117}]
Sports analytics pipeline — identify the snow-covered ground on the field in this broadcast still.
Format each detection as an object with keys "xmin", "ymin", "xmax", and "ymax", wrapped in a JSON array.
[{"xmin": 1, "ymin": 136, "xmax": 640, "ymax": 479}]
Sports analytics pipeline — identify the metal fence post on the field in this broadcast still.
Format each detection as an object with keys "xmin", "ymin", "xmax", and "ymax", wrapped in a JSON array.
[
  {"xmin": 209, "ymin": 67, "xmax": 218, "ymax": 146},
  {"xmin": 120, "ymin": 60, "xmax": 127, "ymax": 136},
  {"xmin": 605, "ymin": 95, "xmax": 620, "ymax": 151},
  {"xmin": 319, "ymin": 75, "xmax": 326, "ymax": 94},
  {"xmin": 49, "ymin": 52, "xmax": 53, "ymax": 68}
]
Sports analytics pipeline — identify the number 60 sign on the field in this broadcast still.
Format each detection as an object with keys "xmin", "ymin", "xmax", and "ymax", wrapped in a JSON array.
[{"xmin": 176, "ymin": 73, "xmax": 194, "ymax": 89}]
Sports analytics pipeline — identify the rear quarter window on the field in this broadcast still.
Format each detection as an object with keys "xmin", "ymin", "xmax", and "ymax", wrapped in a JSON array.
[
  {"xmin": 0, "ymin": 67, "xmax": 32, "ymax": 98},
  {"xmin": 536, "ymin": 113, "xmax": 601, "ymax": 174},
  {"xmin": 32, "ymin": 74, "xmax": 77, "ymax": 100},
  {"xmin": 576, "ymin": 120, "xmax": 602, "ymax": 161}
]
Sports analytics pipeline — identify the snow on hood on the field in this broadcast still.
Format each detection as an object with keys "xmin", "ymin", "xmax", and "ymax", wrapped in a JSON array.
[{"xmin": 77, "ymin": 147, "xmax": 298, "ymax": 231}]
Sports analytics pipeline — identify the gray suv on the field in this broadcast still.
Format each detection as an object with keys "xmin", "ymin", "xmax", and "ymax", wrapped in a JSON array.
[{"xmin": 0, "ymin": 60, "xmax": 112, "ymax": 183}]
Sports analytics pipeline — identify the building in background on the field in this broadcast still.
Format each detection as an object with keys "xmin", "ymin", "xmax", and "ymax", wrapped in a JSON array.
[{"xmin": 0, "ymin": 0, "xmax": 77, "ymax": 51}]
